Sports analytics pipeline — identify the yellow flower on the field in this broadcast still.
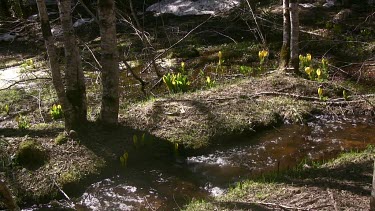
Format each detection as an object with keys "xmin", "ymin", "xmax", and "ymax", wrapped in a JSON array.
[
  {"xmin": 316, "ymin": 68, "xmax": 321, "ymax": 77},
  {"xmin": 318, "ymin": 87, "xmax": 323, "ymax": 97},
  {"xmin": 206, "ymin": 76, "xmax": 211, "ymax": 84},
  {"xmin": 57, "ymin": 104, "xmax": 62, "ymax": 110},
  {"xmin": 218, "ymin": 51, "xmax": 222, "ymax": 60},
  {"xmin": 26, "ymin": 59, "xmax": 33, "ymax": 66},
  {"xmin": 258, "ymin": 50, "xmax": 268, "ymax": 59},
  {"xmin": 181, "ymin": 62, "xmax": 185, "ymax": 69},
  {"xmin": 306, "ymin": 53, "xmax": 312, "ymax": 61},
  {"xmin": 305, "ymin": 67, "xmax": 312, "ymax": 75}
]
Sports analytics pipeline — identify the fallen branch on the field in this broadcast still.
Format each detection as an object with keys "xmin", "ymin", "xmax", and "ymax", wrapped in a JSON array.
[
  {"xmin": 256, "ymin": 201, "xmax": 308, "ymax": 210},
  {"xmin": 0, "ymin": 77, "xmax": 51, "ymax": 91}
]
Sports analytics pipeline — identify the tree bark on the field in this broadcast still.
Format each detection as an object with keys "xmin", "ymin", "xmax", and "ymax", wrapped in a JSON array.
[
  {"xmin": 57, "ymin": 0, "xmax": 87, "ymax": 129},
  {"xmin": 36, "ymin": 0, "xmax": 75, "ymax": 131},
  {"xmin": 279, "ymin": 0, "xmax": 290, "ymax": 72},
  {"xmin": 371, "ymin": 160, "xmax": 375, "ymax": 210},
  {"xmin": 98, "ymin": 0, "xmax": 120, "ymax": 126},
  {"xmin": 289, "ymin": 0, "xmax": 299, "ymax": 74}
]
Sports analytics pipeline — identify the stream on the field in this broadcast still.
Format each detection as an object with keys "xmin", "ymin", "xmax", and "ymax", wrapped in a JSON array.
[{"xmin": 24, "ymin": 114, "xmax": 375, "ymax": 210}]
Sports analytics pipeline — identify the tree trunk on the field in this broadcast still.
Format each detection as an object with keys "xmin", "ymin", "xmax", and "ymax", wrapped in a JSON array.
[
  {"xmin": 289, "ymin": 0, "xmax": 299, "ymax": 74},
  {"xmin": 57, "ymin": 0, "xmax": 87, "ymax": 129},
  {"xmin": 279, "ymin": 0, "xmax": 290, "ymax": 72},
  {"xmin": 36, "ymin": 0, "xmax": 75, "ymax": 131},
  {"xmin": 98, "ymin": 0, "xmax": 120, "ymax": 126},
  {"xmin": 371, "ymin": 160, "xmax": 375, "ymax": 210}
]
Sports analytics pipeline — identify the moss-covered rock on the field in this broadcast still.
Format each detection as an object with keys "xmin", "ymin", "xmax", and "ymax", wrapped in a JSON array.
[{"xmin": 15, "ymin": 140, "xmax": 48, "ymax": 169}]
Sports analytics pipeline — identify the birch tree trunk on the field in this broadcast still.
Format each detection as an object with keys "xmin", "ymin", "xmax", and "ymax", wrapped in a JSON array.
[
  {"xmin": 289, "ymin": 0, "xmax": 299, "ymax": 74},
  {"xmin": 36, "ymin": 0, "xmax": 75, "ymax": 131},
  {"xmin": 57, "ymin": 0, "xmax": 87, "ymax": 129},
  {"xmin": 98, "ymin": 0, "xmax": 120, "ymax": 126},
  {"xmin": 279, "ymin": 0, "xmax": 290, "ymax": 72}
]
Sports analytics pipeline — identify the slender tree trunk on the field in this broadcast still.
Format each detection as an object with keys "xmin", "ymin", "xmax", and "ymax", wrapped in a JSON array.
[
  {"xmin": 98, "ymin": 0, "xmax": 119, "ymax": 126},
  {"xmin": 371, "ymin": 160, "xmax": 375, "ymax": 210},
  {"xmin": 36, "ymin": 0, "xmax": 75, "ymax": 131},
  {"xmin": 289, "ymin": 0, "xmax": 299, "ymax": 74},
  {"xmin": 279, "ymin": 0, "xmax": 290, "ymax": 72},
  {"xmin": 57, "ymin": 0, "xmax": 87, "ymax": 129}
]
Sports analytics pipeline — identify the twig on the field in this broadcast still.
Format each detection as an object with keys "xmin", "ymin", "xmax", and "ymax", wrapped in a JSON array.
[
  {"xmin": 140, "ymin": 15, "xmax": 213, "ymax": 74},
  {"xmin": 83, "ymin": 43, "xmax": 102, "ymax": 68},
  {"xmin": 52, "ymin": 178, "xmax": 71, "ymax": 201},
  {"xmin": 244, "ymin": 0, "xmax": 266, "ymax": 46},
  {"xmin": 256, "ymin": 201, "xmax": 308, "ymax": 210},
  {"xmin": 77, "ymin": 0, "xmax": 99, "ymax": 24},
  {"xmin": 0, "ymin": 77, "xmax": 51, "ymax": 91}
]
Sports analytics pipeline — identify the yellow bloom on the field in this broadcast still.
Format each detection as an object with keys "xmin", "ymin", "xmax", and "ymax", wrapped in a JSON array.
[
  {"xmin": 206, "ymin": 76, "xmax": 211, "ymax": 83},
  {"xmin": 258, "ymin": 50, "xmax": 268, "ymax": 59},
  {"xmin": 26, "ymin": 59, "xmax": 33, "ymax": 66},
  {"xmin": 57, "ymin": 104, "xmax": 62, "ymax": 110},
  {"xmin": 305, "ymin": 67, "xmax": 312, "ymax": 75},
  {"xmin": 318, "ymin": 87, "xmax": 323, "ymax": 97},
  {"xmin": 316, "ymin": 68, "xmax": 321, "ymax": 77},
  {"xmin": 218, "ymin": 51, "xmax": 222, "ymax": 60},
  {"xmin": 307, "ymin": 53, "xmax": 312, "ymax": 61},
  {"xmin": 299, "ymin": 55, "xmax": 303, "ymax": 61},
  {"xmin": 181, "ymin": 62, "xmax": 185, "ymax": 69}
]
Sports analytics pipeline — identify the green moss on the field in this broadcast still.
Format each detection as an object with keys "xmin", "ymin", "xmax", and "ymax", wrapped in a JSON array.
[
  {"xmin": 183, "ymin": 199, "xmax": 217, "ymax": 211},
  {"xmin": 58, "ymin": 169, "xmax": 80, "ymax": 184},
  {"xmin": 15, "ymin": 140, "xmax": 48, "ymax": 169},
  {"xmin": 54, "ymin": 133, "xmax": 68, "ymax": 145}
]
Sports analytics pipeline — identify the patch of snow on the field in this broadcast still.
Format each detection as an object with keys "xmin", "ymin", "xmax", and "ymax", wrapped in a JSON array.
[{"xmin": 146, "ymin": 0, "xmax": 241, "ymax": 16}]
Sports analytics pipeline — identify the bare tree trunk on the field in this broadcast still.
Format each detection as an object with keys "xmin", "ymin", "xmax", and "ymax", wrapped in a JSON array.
[
  {"xmin": 36, "ymin": 0, "xmax": 75, "ymax": 131},
  {"xmin": 289, "ymin": 0, "xmax": 299, "ymax": 74},
  {"xmin": 279, "ymin": 0, "xmax": 290, "ymax": 72},
  {"xmin": 98, "ymin": 0, "xmax": 119, "ymax": 126},
  {"xmin": 371, "ymin": 160, "xmax": 375, "ymax": 210},
  {"xmin": 57, "ymin": 0, "xmax": 87, "ymax": 129}
]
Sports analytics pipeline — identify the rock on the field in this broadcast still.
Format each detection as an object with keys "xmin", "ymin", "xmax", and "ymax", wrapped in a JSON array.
[{"xmin": 15, "ymin": 140, "xmax": 48, "ymax": 169}]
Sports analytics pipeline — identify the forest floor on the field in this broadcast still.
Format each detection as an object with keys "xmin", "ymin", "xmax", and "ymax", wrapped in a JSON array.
[{"xmin": 0, "ymin": 1, "xmax": 375, "ymax": 209}]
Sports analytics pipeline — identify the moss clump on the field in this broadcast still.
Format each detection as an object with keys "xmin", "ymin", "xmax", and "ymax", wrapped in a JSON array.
[
  {"xmin": 54, "ymin": 133, "xmax": 68, "ymax": 145},
  {"xmin": 15, "ymin": 140, "xmax": 48, "ymax": 169}
]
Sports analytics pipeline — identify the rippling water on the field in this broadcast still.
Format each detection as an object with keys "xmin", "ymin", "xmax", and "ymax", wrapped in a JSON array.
[{"xmin": 29, "ymin": 115, "xmax": 375, "ymax": 210}]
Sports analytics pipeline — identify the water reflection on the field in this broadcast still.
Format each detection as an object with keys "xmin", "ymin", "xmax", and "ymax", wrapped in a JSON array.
[{"xmin": 29, "ymin": 115, "xmax": 375, "ymax": 210}]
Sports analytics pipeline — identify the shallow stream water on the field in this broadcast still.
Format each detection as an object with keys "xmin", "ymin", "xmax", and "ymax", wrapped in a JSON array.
[{"xmin": 26, "ymin": 114, "xmax": 375, "ymax": 210}]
